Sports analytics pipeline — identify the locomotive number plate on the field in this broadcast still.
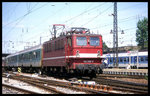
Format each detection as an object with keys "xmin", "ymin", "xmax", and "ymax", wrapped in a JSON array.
[{"xmin": 83, "ymin": 60, "xmax": 94, "ymax": 63}]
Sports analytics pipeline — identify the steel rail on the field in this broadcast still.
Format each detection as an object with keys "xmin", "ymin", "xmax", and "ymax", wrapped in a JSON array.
[
  {"xmin": 12, "ymin": 75, "xmax": 109, "ymax": 94},
  {"xmin": 95, "ymin": 77, "xmax": 147, "ymax": 87},
  {"xmin": 97, "ymin": 74, "xmax": 146, "ymax": 79},
  {"xmin": 2, "ymin": 83, "xmax": 41, "ymax": 94},
  {"xmin": 81, "ymin": 77, "xmax": 148, "ymax": 94},
  {"xmin": 4, "ymin": 74, "xmax": 113, "ymax": 94},
  {"xmin": 10, "ymin": 76, "xmax": 66, "ymax": 94}
]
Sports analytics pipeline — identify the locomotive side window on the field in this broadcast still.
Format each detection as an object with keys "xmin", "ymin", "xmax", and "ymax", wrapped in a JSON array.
[
  {"xmin": 47, "ymin": 43, "xmax": 48, "ymax": 52},
  {"xmin": 90, "ymin": 37, "xmax": 99, "ymax": 46},
  {"xmin": 55, "ymin": 41, "xmax": 57, "ymax": 50},
  {"xmin": 45, "ymin": 44, "xmax": 47, "ymax": 52},
  {"xmin": 47, "ymin": 43, "xmax": 49, "ymax": 52},
  {"xmin": 44, "ymin": 44, "xmax": 46, "ymax": 52},
  {"xmin": 51, "ymin": 42, "xmax": 54, "ymax": 51},
  {"xmin": 76, "ymin": 37, "xmax": 87, "ymax": 46},
  {"xmin": 58, "ymin": 40, "xmax": 60, "ymax": 49},
  {"xmin": 49, "ymin": 43, "xmax": 51, "ymax": 52},
  {"xmin": 49, "ymin": 43, "xmax": 51, "ymax": 51},
  {"xmin": 61, "ymin": 39, "xmax": 64, "ymax": 49},
  {"xmin": 56, "ymin": 41, "xmax": 58, "ymax": 50},
  {"xmin": 44, "ymin": 45, "xmax": 45, "ymax": 52},
  {"xmin": 68, "ymin": 37, "xmax": 72, "ymax": 46}
]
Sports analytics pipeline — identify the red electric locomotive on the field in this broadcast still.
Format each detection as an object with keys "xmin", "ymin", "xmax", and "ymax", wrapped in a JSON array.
[{"xmin": 42, "ymin": 24, "xmax": 104, "ymax": 78}]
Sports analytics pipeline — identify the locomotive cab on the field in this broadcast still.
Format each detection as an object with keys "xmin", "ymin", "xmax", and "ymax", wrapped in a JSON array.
[{"xmin": 65, "ymin": 27, "xmax": 103, "ymax": 78}]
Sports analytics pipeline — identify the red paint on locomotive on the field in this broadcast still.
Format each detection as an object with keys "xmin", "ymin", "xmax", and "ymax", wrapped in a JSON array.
[{"xmin": 42, "ymin": 28, "xmax": 103, "ymax": 72}]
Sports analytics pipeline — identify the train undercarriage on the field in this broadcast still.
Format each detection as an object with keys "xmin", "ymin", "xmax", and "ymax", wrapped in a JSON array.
[{"xmin": 3, "ymin": 64, "xmax": 104, "ymax": 79}]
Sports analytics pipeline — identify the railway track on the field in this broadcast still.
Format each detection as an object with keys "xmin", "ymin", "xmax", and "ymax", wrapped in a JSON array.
[
  {"xmin": 97, "ymin": 74, "xmax": 146, "ymax": 79},
  {"xmin": 10, "ymin": 76, "xmax": 67, "ymax": 94},
  {"xmin": 2, "ymin": 72, "xmax": 148, "ymax": 94},
  {"xmin": 2, "ymin": 83, "xmax": 40, "ymax": 94},
  {"xmin": 2, "ymin": 73, "xmax": 113, "ymax": 94},
  {"xmin": 81, "ymin": 76, "xmax": 148, "ymax": 94}
]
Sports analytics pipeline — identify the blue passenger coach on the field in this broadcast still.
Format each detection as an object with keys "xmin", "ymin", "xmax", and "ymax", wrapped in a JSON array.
[
  {"xmin": 6, "ymin": 45, "xmax": 42, "ymax": 72},
  {"xmin": 103, "ymin": 51, "xmax": 148, "ymax": 69}
]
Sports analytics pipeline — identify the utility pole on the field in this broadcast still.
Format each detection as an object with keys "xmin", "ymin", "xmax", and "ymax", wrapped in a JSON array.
[
  {"xmin": 110, "ymin": 2, "xmax": 124, "ymax": 68},
  {"xmin": 113, "ymin": 2, "xmax": 118, "ymax": 68}
]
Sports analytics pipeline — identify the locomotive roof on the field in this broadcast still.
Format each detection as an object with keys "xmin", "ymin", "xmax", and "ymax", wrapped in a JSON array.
[
  {"xmin": 6, "ymin": 44, "xmax": 42, "ymax": 58},
  {"xmin": 72, "ymin": 33, "xmax": 102, "ymax": 36},
  {"xmin": 43, "ymin": 33, "xmax": 102, "ymax": 44}
]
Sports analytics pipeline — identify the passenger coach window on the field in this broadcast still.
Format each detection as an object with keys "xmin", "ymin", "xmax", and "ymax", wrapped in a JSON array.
[
  {"xmin": 141, "ymin": 57, "xmax": 144, "ymax": 61},
  {"xmin": 90, "ymin": 37, "xmax": 99, "ymax": 46},
  {"xmin": 76, "ymin": 37, "xmax": 87, "ymax": 46},
  {"xmin": 126, "ymin": 57, "xmax": 129, "ymax": 62},
  {"xmin": 110, "ymin": 58, "xmax": 112, "ymax": 63},
  {"xmin": 145, "ymin": 56, "xmax": 148, "ymax": 61},
  {"xmin": 120, "ymin": 58, "xmax": 123, "ymax": 62}
]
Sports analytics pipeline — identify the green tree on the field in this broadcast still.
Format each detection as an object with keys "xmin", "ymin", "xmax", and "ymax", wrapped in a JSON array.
[
  {"xmin": 136, "ymin": 17, "xmax": 148, "ymax": 49},
  {"xmin": 103, "ymin": 41, "xmax": 108, "ymax": 50}
]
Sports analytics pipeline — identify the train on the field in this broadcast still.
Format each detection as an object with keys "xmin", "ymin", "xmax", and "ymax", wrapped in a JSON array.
[
  {"xmin": 4, "ymin": 24, "xmax": 104, "ymax": 78},
  {"xmin": 103, "ymin": 51, "xmax": 148, "ymax": 69}
]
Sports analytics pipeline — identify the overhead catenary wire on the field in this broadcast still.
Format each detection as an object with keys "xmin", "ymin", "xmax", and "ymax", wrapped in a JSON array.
[
  {"xmin": 20, "ymin": 4, "xmax": 67, "ymax": 42},
  {"xmin": 3, "ymin": 3, "xmax": 49, "ymax": 27},
  {"xmin": 15, "ymin": 29, "xmax": 50, "ymax": 49},
  {"xmin": 65, "ymin": 3, "xmax": 100, "ymax": 26},
  {"xmin": 3, "ymin": 3, "xmax": 67, "ymax": 50},
  {"xmin": 80, "ymin": 4, "xmax": 113, "ymax": 27},
  {"xmin": 28, "ymin": 4, "xmax": 67, "ymax": 31},
  {"xmin": 6, "ymin": 3, "xmax": 19, "ymax": 23},
  {"xmin": 3, "ymin": 3, "xmax": 49, "ymax": 39},
  {"xmin": 117, "ymin": 3, "xmax": 145, "ymax": 12},
  {"xmin": 3, "ymin": 3, "xmax": 147, "ymax": 53},
  {"xmin": 90, "ymin": 14, "xmax": 145, "ymax": 30},
  {"xmin": 64, "ymin": 2, "xmax": 107, "ymax": 24},
  {"xmin": 30, "ymin": 3, "xmax": 39, "ymax": 10},
  {"xmin": 4, "ymin": 15, "xmax": 28, "ymax": 38},
  {"xmin": 100, "ymin": 26, "xmax": 137, "ymax": 36},
  {"xmin": 17, "ymin": 3, "xmax": 104, "ymax": 44},
  {"xmin": 26, "ymin": 2, "xmax": 39, "ymax": 13}
]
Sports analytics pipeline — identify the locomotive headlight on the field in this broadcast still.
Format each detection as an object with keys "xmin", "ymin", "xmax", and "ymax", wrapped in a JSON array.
[
  {"xmin": 76, "ymin": 50, "xmax": 80, "ymax": 57},
  {"xmin": 97, "ymin": 50, "xmax": 100, "ymax": 58}
]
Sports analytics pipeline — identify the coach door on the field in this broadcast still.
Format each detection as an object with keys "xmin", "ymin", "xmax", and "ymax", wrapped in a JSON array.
[{"xmin": 133, "ymin": 56, "xmax": 137, "ymax": 66}]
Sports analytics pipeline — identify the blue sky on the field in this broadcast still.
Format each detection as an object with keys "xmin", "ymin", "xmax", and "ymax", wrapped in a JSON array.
[{"xmin": 2, "ymin": 2, "xmax": 148, "ymax": 53}]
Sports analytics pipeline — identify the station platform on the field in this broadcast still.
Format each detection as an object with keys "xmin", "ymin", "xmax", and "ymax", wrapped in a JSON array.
[{"xmin": 103, "ymin": 68, "xmax": 148, "ymax": 76}]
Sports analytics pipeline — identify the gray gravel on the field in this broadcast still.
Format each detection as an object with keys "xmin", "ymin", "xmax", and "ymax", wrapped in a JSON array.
[{"xmin": 2, "ymin": 86, "xmax": 24, "ymax": 94}]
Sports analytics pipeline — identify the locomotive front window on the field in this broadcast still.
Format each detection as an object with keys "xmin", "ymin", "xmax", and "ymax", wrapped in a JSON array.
[
  {"xmin": 76, "ymin": 37, "xmax": 87, "ymax": 46},
  {"xmin": 90, "ymin": 37, "xmax": 99, "ymax": 46}
]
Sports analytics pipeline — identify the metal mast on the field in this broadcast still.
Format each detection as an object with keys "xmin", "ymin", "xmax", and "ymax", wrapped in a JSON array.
[{"xmin": 113, "ymin": 2, "xmax": 118, "ymax": 68}]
